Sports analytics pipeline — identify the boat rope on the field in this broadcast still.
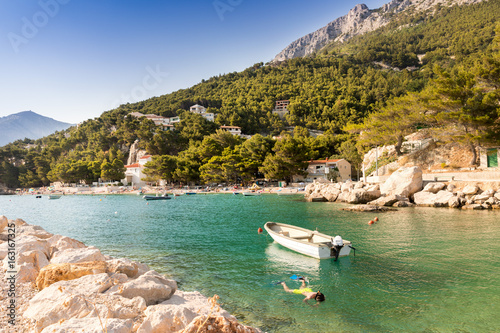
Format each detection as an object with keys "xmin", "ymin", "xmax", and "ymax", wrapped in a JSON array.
[{"xmin": 348, "ymin": 245, "xmax": 356, "ymax": 256}]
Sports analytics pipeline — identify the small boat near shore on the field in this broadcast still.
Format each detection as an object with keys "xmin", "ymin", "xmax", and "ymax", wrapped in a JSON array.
[
  {"xmin": 143, "ymin": 194, "xmax": 171, "ymax": 200},
  {"xmin": 243, "ymin": 192, "xmax": 261, "ymax": 196},
  {"xmin": 48, "ymin": 194, "xmax": 62, "ymax": 200},
  {"xmin": 264, "ymin": 222, "xmax": 353, "ymax": 260}
]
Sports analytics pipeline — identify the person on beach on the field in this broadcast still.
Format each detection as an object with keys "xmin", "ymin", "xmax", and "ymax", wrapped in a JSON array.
[{"xmin": 280, "ymin": 278, "xmax": 325, "ymax": 304}]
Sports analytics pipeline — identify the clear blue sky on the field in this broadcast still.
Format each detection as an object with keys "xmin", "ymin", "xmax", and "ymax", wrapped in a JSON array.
[{"xmin": 0, "ymin": 0, "xmax": 388, "ymax": 124}]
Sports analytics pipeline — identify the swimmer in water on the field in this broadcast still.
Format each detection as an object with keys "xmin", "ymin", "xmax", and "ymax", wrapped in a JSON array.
[{"xmin": 280, "ymin": 278, "xmax": 325, "ymax": 304}]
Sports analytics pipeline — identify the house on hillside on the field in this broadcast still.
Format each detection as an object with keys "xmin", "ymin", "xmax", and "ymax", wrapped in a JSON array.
[
  {"xmin": 127, "ymin": 112, "xmax": 145, "ymax": 118},
  {"xmin": 128, "ymin": 112, "xmax": 180, "ymax": 130},
  {"xmin": 220, "ymin": 125, "xmax": 242, "ymax": 136},
  {"xmin": 189, "ymin": 104, "xmax": 215, "ymax": 122},
  {"xmin": 480, "ymin": 147, "xmax": 499, "ymax": 168},
  {"xmin": 272, "ymin": 100, "xmax": 290, "ymax": 119},
  {"xmin": 123, "ymin": 155, "xmax": 152, "ymax": 187},
  {"xmin": 190, "ymin": 104, "xmax": 206, "ymax": 113},
  {"xmin": 294, "ymin": 158, "xmax": 351, "ymax": 183}
]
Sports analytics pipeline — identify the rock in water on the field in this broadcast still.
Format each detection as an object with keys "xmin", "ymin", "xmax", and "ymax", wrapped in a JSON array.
[{"xmin": 380, "ymin": 166, "xmax": 423, "ymax": 198}]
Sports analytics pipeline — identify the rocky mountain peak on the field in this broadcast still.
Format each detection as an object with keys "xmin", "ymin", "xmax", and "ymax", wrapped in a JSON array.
[{"xmin": 272, "ymin": 0, "xmax": 485, "ymax": 63}]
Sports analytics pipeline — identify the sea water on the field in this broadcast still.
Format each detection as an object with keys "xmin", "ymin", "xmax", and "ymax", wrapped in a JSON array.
[{"xmin": 1, "ymin": 194, "xmax": 499, "ymax": 332}]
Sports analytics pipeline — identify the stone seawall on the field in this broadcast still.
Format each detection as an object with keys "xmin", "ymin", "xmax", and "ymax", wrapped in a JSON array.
[
  {"xmin": 0, "ymin": 216, "xmax": 262, "ymax": 333},
  {"xmin": 305, "ymin": 167, "xmax": 500, "ymax": 210}
]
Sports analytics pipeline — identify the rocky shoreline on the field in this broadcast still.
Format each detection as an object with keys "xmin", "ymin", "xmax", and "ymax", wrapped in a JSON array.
[
  {"xmin": 0, "ymin": 216, "xmax": 262, "ymax": 333},
  {"xmin": 305, "ymin": 166, "xmax": 500, "ymax": 210}
]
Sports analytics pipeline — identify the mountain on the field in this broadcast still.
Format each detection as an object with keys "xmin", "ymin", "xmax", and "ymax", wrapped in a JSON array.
[
  {"xmin": 272, "ymin": 0, "xmax": 485, "ymax": 62},
  {"xmin": 0, "ymin": 111, "xmax": 74, "ymax": 146}
]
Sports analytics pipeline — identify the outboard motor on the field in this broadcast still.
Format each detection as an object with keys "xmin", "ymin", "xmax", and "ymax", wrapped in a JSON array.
[{"xmin": 330, "ymin": 236, "xmax": 344, "ymax": 261}]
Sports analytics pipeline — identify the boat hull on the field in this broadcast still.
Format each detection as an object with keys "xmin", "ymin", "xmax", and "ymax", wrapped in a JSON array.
[
  {"xmin": 264, "ymin": 222, "xmax": 352, "ymax": 259},
  {"xmin": 143, "ymin": 195, "xmax": 171, "ymax": 200}
]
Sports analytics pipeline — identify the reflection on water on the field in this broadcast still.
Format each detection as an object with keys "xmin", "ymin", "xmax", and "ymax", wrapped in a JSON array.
[{"xmin": 265, "ymin": 242, "xmax": 320, "ymax": 276}]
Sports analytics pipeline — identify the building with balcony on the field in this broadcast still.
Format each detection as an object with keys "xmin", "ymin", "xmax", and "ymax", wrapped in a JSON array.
[
  {"xmin": 294, "ymin": 158, "xmax": 351, "ymax": 183},
  {"xmin": 220, "ymin": 125, "xmax": 242, "ymax": 136},
  {"xmin": 272, "ymin": 100, "xmax": 290, "ymax": 119}
]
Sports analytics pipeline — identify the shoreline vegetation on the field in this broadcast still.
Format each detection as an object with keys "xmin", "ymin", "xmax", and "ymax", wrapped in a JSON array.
[{"xmin": 0, "ymin": 215, "xmax": 263, "ymax": 333}]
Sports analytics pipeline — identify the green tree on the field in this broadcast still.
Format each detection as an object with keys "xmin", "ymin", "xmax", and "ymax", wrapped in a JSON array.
[
  {"xmin": 143, "ymin": 155, "xmax": 178, "ymax": 184},
  {"xmin": 345, "ymin": 93, "xmax": 425, "ymax": 156},
  {"xmin": 424, "ymin": 64, "xmax": 500, "ymax": 165},
  {"xmin": 260, "ymin": 135, "xmax": 310, "ymax": 183}
]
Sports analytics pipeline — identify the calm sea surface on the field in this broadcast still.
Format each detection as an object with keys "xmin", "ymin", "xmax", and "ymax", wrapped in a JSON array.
[{"xmin": 1, "ymin": 194, "xmax": 499, "ymax": 332}]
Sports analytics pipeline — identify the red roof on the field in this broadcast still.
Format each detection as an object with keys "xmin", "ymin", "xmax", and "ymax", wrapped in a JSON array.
[
  {"xmin": 308, "ymin": 159, "xmax": 342, "ymax": 164},
  {"xmin": 220, "ymin": 126, "xmax": 241, "ymax": 129},
  {"xmin": 139, "ymin": 155, "xmax": 152, "ymax": 159},
  {"xmin": 125, "ymin": 163, "xmax": 140, "ymax": 168}
]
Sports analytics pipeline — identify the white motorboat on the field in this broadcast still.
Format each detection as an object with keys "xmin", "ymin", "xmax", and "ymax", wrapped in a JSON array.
[
  {"xmin": 243, "ymin": 192, "xmax": 261, "ymax": 196},
  {"xmin": 48, "ymin": 194, "xmax": 62, "ymax": 200},
  {"xmin": 143, "ymin": 194, "xmax": 171, "ymax": 200},
  {"xmin": 264, "ymin": 222, "xmax": 353, "ymax": 260}
]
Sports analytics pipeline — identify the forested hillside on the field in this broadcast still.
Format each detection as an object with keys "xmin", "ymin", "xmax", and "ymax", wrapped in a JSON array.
[{"xmin": 1, "ymin": 0, "xmax": 499, "ymax": 188}]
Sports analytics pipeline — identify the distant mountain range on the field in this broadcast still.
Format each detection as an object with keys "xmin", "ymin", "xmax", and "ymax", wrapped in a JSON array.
[
  {"xmin": 0, "ymin": 111, "xmax": 74, "ymax": 146},
  {"xmin": 272, "ymin": 0, "xmax": 485, "ymax": 62}
]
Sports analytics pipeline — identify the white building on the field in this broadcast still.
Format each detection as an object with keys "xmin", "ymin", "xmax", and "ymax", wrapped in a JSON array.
[
  {"xmin": 220, "ymin": 125, "xmax": 242, "ymax": 136},
  {"xmin": 190, "ymin": 104, "xmax": 215, "ymax": 122},
  {"xmin": 123, "ymin": 155, "xmax": 152, "ymax": 187},
  {"xmin": 190, "ymin": 104, "xmax": 206, "ymax": 114},
  {"xmin": 201, "ymin": 113, "xmax": 215, "ymax": 122},
  {"xmin": 294, "ymin": 158, "xmax": 351, "ymax": 183}
]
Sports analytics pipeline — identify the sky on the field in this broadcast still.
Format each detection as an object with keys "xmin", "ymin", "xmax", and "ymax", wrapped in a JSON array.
[{"xmin": 0, "ymin": 0, "xmax": 388, "ymax": 124}]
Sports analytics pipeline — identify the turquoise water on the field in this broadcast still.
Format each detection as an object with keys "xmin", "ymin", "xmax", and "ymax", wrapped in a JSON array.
[{"xmin": 1, "ymin": 194, "xmax": 499, "ymax": 332}]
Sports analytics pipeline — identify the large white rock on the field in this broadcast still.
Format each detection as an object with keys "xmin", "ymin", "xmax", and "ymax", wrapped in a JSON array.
[
  {"xmin": 413, "ymin": 191, "xmax": 436, "ymax": 206},
  {"xmin": 0, "ymin": 215, "xmax": 8, "ymax": 233},
  {"xmin": 47, "ymin": 234, "xmax": 87, "ymax": 253},
  {"xmin": 423, "ymin": 182, "xmax": 446, "ymax": 194},
  {"xmin": 368, "ymin": 194, "xmax": 405, "ymax": 207},
  {"xmin": 16, "ymin": 224, "xmax": 53, "ymax": 239},
  {"xmin": 462, "ymin": 185, "xmax": 479, "ymax": 195},
  {"xmin": 15, "ymin": 235, "xmax": 51, "ymax": 257},
  {"xmin": 137, "ymin": 291, "xmax": 233, "ymax": 333},
  {"xmin": 25, "ymin": 273, "xmax": 118, "ymax": 331},
  {"xmin": 50, "ymin": 247, "xmax": 107, "ymax": 264},
  {"xmin": 19, "ymin": 250, "xmax": 50, "ymax": 271},
  {"xmin": 414, "ymin": 190, "xmax": 454, "ymax": 207},
  {"xmin": 433, "ymin": 190, "xmax": 455, "ymax": 207},
  {"xmin": 448, "ymin": 196, "xmax": 462, "ymax": 208},
  {"xmin": 106, "ymin": 258, "xmax": 140, "ymax": 278},
  {"xmin": 40, "ymin": 317, "xmax": 133, "ymax": 333},
  {"xmin": 106, "ymin": 270, "xmax": 177, "ymax": 306},
  {"xmin": 16, "ymin": 262, "xmax": 40, "ymax": 283},
  {"xmin": 345, "ymin": 189, "xmax": 382, "ymax": 204},
  {"xmin": 472, "ymin": 193, "xmax": 491, "ymax": 203},
  {"xmin": 380, "ymin": 166, "xmax": 423, "ymax": 198}
]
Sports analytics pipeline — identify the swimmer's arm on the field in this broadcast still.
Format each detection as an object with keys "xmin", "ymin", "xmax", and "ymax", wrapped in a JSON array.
[{"xmin": 303, "ymin": 294, "xmax": 315, "ymax": 303}]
